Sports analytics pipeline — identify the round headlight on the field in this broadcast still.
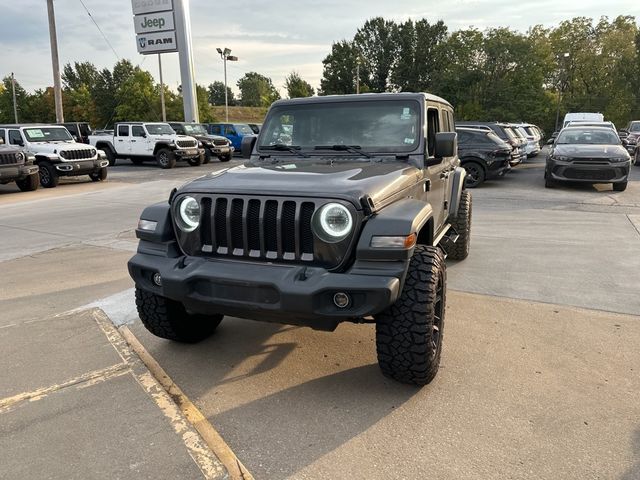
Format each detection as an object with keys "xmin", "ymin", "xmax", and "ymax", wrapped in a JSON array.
[
  {"xmin": 59, "ymin": 151, "xmax": 66, "ymax": 159},
  {"xmin": 14, "ymin": 152, "xmax": 25, "ymax": 162},
  {"xmin": 314, "ymin": 203, "xmax": 353, "ymax": 242},
  {"xmin": 176, "ymin": 196, "xmax": 200, "ymax": 232},
  {"xmin": 91, "ymin": 148, "xmax": 97, "ymax": 156}
]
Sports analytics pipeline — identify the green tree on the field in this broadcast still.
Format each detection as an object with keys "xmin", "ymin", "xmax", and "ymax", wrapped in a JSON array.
[
  {"xmin": 354, "ymin": 17, "xmax": 398, "ymax": 92},
  {"xmin": 0, "ymin": 76, "xmax": 28, "ymax": 123},
  {"xmin": 114, "ymin": 69, "xmax": 159, "ymax": 121},
  {"xmin": 237, "ymin": 72, "xmax": 280, "ymax": 107},
  {"xmin": 197, "ymin": 84, "xmax": 217, "ymax": 122},
  {"xmin": 285, "ymin": 71, "xmax": 315, "ymax": 98},
  {"xmin": 319, "ymin": 40, "xmax": 367, "ymax": 95},
  {"xmin": 207, "ymin": 81, "xmax": 235, "ymax": 106}
]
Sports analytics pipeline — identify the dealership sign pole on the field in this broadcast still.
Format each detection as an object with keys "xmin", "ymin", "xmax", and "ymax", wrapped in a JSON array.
[{"xmin": 132, "ymin": 0, "xmax": 198, "ymax": 122}]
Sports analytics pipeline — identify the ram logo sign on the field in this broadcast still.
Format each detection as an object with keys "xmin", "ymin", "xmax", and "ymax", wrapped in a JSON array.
[{"xmin": 135, "ymin": 31, "xmax": 178, "ymax": 54}]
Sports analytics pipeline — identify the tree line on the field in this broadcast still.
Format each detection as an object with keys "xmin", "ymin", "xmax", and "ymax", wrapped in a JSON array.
[
  {"xmin": 320, "ymin": 15, "xmax": 640, "ymax": 132},
  {"xmin": 1, "ymin": 15, "xmax": 637, "ymax": 132},
  {"xmin": 0, "ymin": 61, "xmax": 313, "ymax": 128}
]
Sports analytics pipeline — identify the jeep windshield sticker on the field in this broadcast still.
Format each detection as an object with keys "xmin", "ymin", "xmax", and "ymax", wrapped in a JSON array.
[
  {"xmin": 401, "ymin": 108, "xmax": 412, "ymax": 120},
  {"xmin": 404, "ymin": 137, "xmax": 415, "ymax": 144},
  {"xmin": 26, "ymin": 129, "xmax": 45, "ymax": 139}
]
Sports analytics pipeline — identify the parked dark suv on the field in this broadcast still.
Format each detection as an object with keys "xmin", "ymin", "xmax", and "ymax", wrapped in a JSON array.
[
  {"xmin": 129, "ymin": 93, "xmax": 472, "ymax": 386},
  {"xmin": 456, "ymin": 127, "xmax": 512, "ymax": 187},
  {"xmin": 168, "ymin": 122, "xmax": 233, "ymax": 163},
  {"xmin": 456, "ymin": 121, "xmax": 524, "ymax": 166}
]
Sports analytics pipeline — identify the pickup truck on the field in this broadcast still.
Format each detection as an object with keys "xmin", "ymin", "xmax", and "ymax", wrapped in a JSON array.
[{"xmin": 89, "ymin": 122, "xmax": 203, "ymax": 169}]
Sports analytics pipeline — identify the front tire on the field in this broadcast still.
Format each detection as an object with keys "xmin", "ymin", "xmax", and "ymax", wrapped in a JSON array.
[
  {"xmin": 462, "ymin": 161, "xmax": 485, "ymax": 188},
  {"xmin": 188, "ymin": 155, "xmax": 203, "ymax": 167},
  {"xmin": 16, "ymin": 173, "xmax": 39, "ymax": 192},
  {"xmin": 219, "ymin": 154, "xmax": 231, "ymax": 162},
  {"xmin": 203, "ymin": 150, "xmax": 212, "ymax": 165},
  {"xmin": 39, "ymin": 162, "xmax": 59, "ymax": 188},
  {"xmin": 448, "ymin": 190, "xmax": 472, "ymax": 260},
  {"xmin": 89, "ymin": 168, "xmax": 108, "ymax": 182},
  {"xmin": 613, "ymin": 181, "xmax": 627, "ymax": 192},
  {"xmin": 375, "ymin": 246, "xmax": 446, "ymax": 386},
  {"xmin": 156, "ymin": 149, "xmax": 176, "ymax": 169},
  {"xmin": 135, "ymin": 287, "xmax": 223, "ymax": 343},
  {"xmin": 104, "ymin": 148, "xmax": 117, "ymax": 166}
]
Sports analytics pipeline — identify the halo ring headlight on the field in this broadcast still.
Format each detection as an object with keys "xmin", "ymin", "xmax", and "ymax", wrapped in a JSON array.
[
  {"xmin": 314, "ymin": 203, "xmax": 353, "ymax": 242},
  {"xmin": 176, "ymin": 196, "xmax": 200, "ymax": 232}
]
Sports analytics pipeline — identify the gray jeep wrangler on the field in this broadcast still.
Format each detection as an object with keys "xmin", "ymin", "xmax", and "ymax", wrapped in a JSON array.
[
  {"xmin": 0, "ymin": 136, "xmax": 39, "ymax": 192},
  {"xmin": 128, "ymin": 93, "xmax": 472, "ymax": 385}
]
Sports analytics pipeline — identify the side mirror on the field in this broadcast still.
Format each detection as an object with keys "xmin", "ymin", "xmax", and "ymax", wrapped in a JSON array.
[
  {"xmin": 434, "ymin": 132, "xmax": 457, "ymax": 158},
  {"xmin": 241, "ymin": 135, "xmax": 257, "ymax": 159},
  {"xmin": 141, "ymin": 133, "xmax": 147, "ymax": 138}
]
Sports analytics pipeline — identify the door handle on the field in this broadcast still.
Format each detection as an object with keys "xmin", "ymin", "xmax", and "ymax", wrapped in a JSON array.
[{"xmin": 131, "ymin": 140, "xmax": 136, "ymax": 142}]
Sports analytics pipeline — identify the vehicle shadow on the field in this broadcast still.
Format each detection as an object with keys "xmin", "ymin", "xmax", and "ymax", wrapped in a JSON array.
[
  {"xmin": 138, "ymin": 319, "xmax": 420, "ymax": 479},
  {"xmin": 620, "ymin": 427, "xmax": 640, "ymax": 480}
]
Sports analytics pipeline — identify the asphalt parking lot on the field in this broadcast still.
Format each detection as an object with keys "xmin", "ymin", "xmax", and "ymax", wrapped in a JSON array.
[{"xmin": 1, "ymin": 153, "xmax": 639, "ymax": 479}]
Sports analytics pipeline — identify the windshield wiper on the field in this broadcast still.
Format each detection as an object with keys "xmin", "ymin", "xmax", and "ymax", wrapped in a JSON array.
[
  {"xmin": 261, "ymin": 143, "xmax": 309, "ymax": 158},
  {"xmin": 313, "ymin": 145, "xmax": 372, "ymax": 158}
]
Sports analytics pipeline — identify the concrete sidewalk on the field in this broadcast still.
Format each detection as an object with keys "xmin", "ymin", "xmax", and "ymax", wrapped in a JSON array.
[{"xmin": 0, "ymin": 246, "xmax": 228, "ymax": 480}]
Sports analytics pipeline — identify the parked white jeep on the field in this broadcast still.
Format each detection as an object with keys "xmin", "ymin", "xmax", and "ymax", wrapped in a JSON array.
[
  {"xmin": 89, "ymin": 122, "xmax": 203, "ymax": 169},
  {"xmin": 0, "ymin": 124, "xmax": 109, "ymax": 188}
]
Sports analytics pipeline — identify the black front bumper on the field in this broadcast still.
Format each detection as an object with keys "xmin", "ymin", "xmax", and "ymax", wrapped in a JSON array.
[
  {"xmin": 207, "ymin": 145, "xmax": 233, "ymax": 157},
  {"xmin": 128, "ymin": 253, "xmax": 402, "ymax": 331},
  {"xmin": 547, "ymin": 158, "xmax": 630, "ymax": 183},
  {"xmin": 486, "ymin": 159, "xmax": 511, "ymax": 179},
  {"xmin": 54, "ymin": 159, "xmax": 109, "ymax": 176},
  {"xmin": 0, "ymin": 164, "xmax": 38, "ymax": 183}
]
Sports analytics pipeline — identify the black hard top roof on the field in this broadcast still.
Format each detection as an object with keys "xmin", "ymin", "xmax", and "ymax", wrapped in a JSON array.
[{"xmin": 270, "ymin": 92, "xmax": 452, "ymax": 108}]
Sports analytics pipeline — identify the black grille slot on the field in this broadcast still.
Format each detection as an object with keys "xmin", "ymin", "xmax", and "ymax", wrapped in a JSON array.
[
  {"xmin": 264, "ymin": 200, "xmax": 278, "ymax": 253},
  {"xmin": 177, "ymin": 140, "xmax": 197, "ymax": 148},
  {"xmin": 62, "ymin": 149, "xmax": 93, "ymax": 160},
  {"xmin": 565, "ymin": 168, "xmax": 614, "ymax": 180},
  {"xmin": 281, "ymin": 202, "xmax": 296, "ymax": 255},
  {"xmin": 200, "ymin": 198, "xmax": 212, "ymax": 247},
  {"xmin": 247, "ymin": 200, "xmax": 261, "ymax": 252},
  {"xmin": 230, "ymin": 199, "xmax": 245, "ymax": 252},
  {"xmin": 300, "ymin": 203, "xmax": 315, "ymax": 254},
  {"xmin": 214, "ymin": 198, "xmax": 228, "ymax": 248},
  {"xmin": 213, "ymin": 139, "xmax": 228, "ymax": 146}
]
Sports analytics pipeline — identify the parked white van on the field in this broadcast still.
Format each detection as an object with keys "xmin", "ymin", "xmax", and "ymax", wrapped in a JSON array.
[{"xmin": 563, "ymin": 113, "xmax": 604, "ymax": 128}]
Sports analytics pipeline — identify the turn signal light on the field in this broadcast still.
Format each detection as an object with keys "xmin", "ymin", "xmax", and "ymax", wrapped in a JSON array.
[{"xmin": 370, "ymin": 233, "xmax": 417, "ymax": 249}]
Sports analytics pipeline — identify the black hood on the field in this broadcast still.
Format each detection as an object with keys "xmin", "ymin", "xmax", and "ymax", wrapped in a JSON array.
[
  {"xmin": 553, "ymin": 144, "xmax": 629, "ymax": 158},
  {"xmin": 180, "ymin": 159, "xmax": 423, "ymax": 210}
]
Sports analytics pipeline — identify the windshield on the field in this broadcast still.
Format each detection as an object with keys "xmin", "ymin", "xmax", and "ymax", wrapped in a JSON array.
[
  {"xmin": 145, "ymin": 123, "xmax": 175, "ymax": 135},
  {"xmin": 23, "ymin": 127, "xmax": 72, "ymax": 142},
  {"xmin": 503, "ymin": 128, "xmax": 517, "ymax": 140},
  {"xmin": 258, "ymin": 100, "xmax": 421, "ymax": 153},
  {"xmin": 629, "ymin": 122, "xmax": 640, "ymax": 133},
  {"xmin": 234, "ymin": 124, "xmax": 254, "ymax": 135},
  {"xmin": 181, "ymin": 124, "xmax": 208, "ymax": 135},
  {"xmin": 556, "ymin": 128, "xmax": 620, "ymax": 145}
]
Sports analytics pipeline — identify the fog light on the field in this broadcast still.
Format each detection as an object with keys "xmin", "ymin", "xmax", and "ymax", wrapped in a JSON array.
[
  {"xmin": 333, "ymin": 292, "xmax": 350, "ymax": 309},
  {"xmin": 153, "ymin": 272, "xmax": 162, "ymax": 286}
]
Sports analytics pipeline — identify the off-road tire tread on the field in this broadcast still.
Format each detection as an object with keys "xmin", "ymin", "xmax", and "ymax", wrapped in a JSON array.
[
  {"xmin": 156, "ymin": 149, "xmax": 176, "ymax": 169},
  {"xmin": 39, "ymin": 162, "xmax": 59, "ymax": 188},
  {"xmin": 448, "ymin": 190, "xmax": 472, "ymax": 260},
  {"xmin": 375, "ymin": 246, "xmax": 446, "ymax": 386},
  {"xmin": 135, "ymin": 287, "xmax": 222, "ymax": 343},
  {"xmin": 16, "ymin": 173, "xmax": 39, "ymax": 191},
  {"xmin": 613, "ymin": 181, "xmax": 627, "ymax": 192},
  {"xmin": 188, "ymin": 156, "xmax": 203, "ymax": 167}
]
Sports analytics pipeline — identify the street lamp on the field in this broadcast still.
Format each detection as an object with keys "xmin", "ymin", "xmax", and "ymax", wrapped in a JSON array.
[
  {"xmin": 217, "ymin": 47, "xmax": 238, "ymax": 122},
  {"xmin": 555, "ymin": 52, "xmax": 570, "ymax": 131}
]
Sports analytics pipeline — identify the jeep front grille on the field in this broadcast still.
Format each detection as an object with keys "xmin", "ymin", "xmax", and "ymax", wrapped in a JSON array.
[
  {"xmin": 212, "ymin": 138, "xmax": 228, "ymax": 146},
  {"xmin": 0, "ymin": 153, "xmax": 23, "ymax": 166},
  {"xmin": 61, "ymin": 149, "xmax": 93, "ymax": 160},
  {"xmin": 198, "ymin": 196, "xmax": 316, "ymax": 262},
  {"xmin": 177, "ymin": 140, "xmax": 197, "ymax": 148}
]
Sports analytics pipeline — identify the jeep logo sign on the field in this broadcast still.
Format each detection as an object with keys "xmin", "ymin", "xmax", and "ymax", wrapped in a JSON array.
[
  {"xmin": 136, "ymin": 31, "xmax": 178, "ymax": 54},
  {"xmin": 134, "ymin": 11, "xmax": 175, "ymax": 34}
]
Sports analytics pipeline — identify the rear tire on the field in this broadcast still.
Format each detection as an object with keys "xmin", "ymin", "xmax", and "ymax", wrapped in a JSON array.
[
  {"xmin": 16, "ymin": 173, "xmax": 39, "ymax": 192},
  {"xmin": 448, "ymin": 190, "xmax": 472, "ymax": 260},
  {"xmin": 544, "ymin": 171, "xmax": 555, "ymax": 188},
  {"xmin": 135, "ymin": 287, "xmax": 223, "ymax": 343},
  {"xmin": 613, "ymin": 181, "xmax": 627, "ymax": 192},
  {"xmin": 375, "ymin": 246, "xmax": 446, "ymax": 386},
  {"xmin": 188, "ymin": 155, "xmax": 203, "ymax": 167},
  {"xmin": 39, "ymin": 162, "xmax": 59, "ymax": 188},
  {"xmin": 156, "ymin": 149, "xmax": 176, "ymax": 169},
  {"xmin": 89, "ymin": 168, "xmax": 108, "ymax": 182},
  {"xmin": 462, "ymin": 161, "xmax": 485, "ymax": 188}
]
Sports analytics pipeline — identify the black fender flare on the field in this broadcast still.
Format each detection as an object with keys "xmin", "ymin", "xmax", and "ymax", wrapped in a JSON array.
[
  {"xmin": 95, "ymin": 141, "xmax": 115, "ymax": 154},
  {"xmin": 153, "ymin": 142, "xmax": 177, "ymax": 155},
  {"xmin": 134, "ymin": 202, "xmax": 183, "ymax": 259},
  {"xmin": 355, "ymin": 198, "xmax": 433, "ymax": 261},
  {"xmin": 448, "ymin": 166, "xmax": 467, "ymax": 217}
]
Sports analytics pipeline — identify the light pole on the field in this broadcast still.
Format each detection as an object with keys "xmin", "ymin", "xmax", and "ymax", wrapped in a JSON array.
[
  {"xmin": 216, "ymin": 47, "xmax": 238, "ymax": 122},
  {"xmin": 555, "ymin": 52, "xmax": 570, "ymax": 131},
  {"xmin": 46, "ymin": 0, "xmax": 64, "ymax": 123}
]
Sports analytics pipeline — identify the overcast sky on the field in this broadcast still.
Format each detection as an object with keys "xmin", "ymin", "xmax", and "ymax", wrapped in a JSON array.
[{"xmin": 1, "ymin": 0, "xmax": 636, "ymax": 96}]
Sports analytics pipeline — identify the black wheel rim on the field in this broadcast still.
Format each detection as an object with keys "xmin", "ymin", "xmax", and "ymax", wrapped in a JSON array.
[
  {"xmin": 430, "ymin": 273, "xmax": 444, "ymax": 359},
  {"xmin": 40, "ymin": 167, "xmax": 50, "ymax": 186},
  {"xmin": 465, "ymin": 165, "xmax": 481, "ymax": 187}
]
